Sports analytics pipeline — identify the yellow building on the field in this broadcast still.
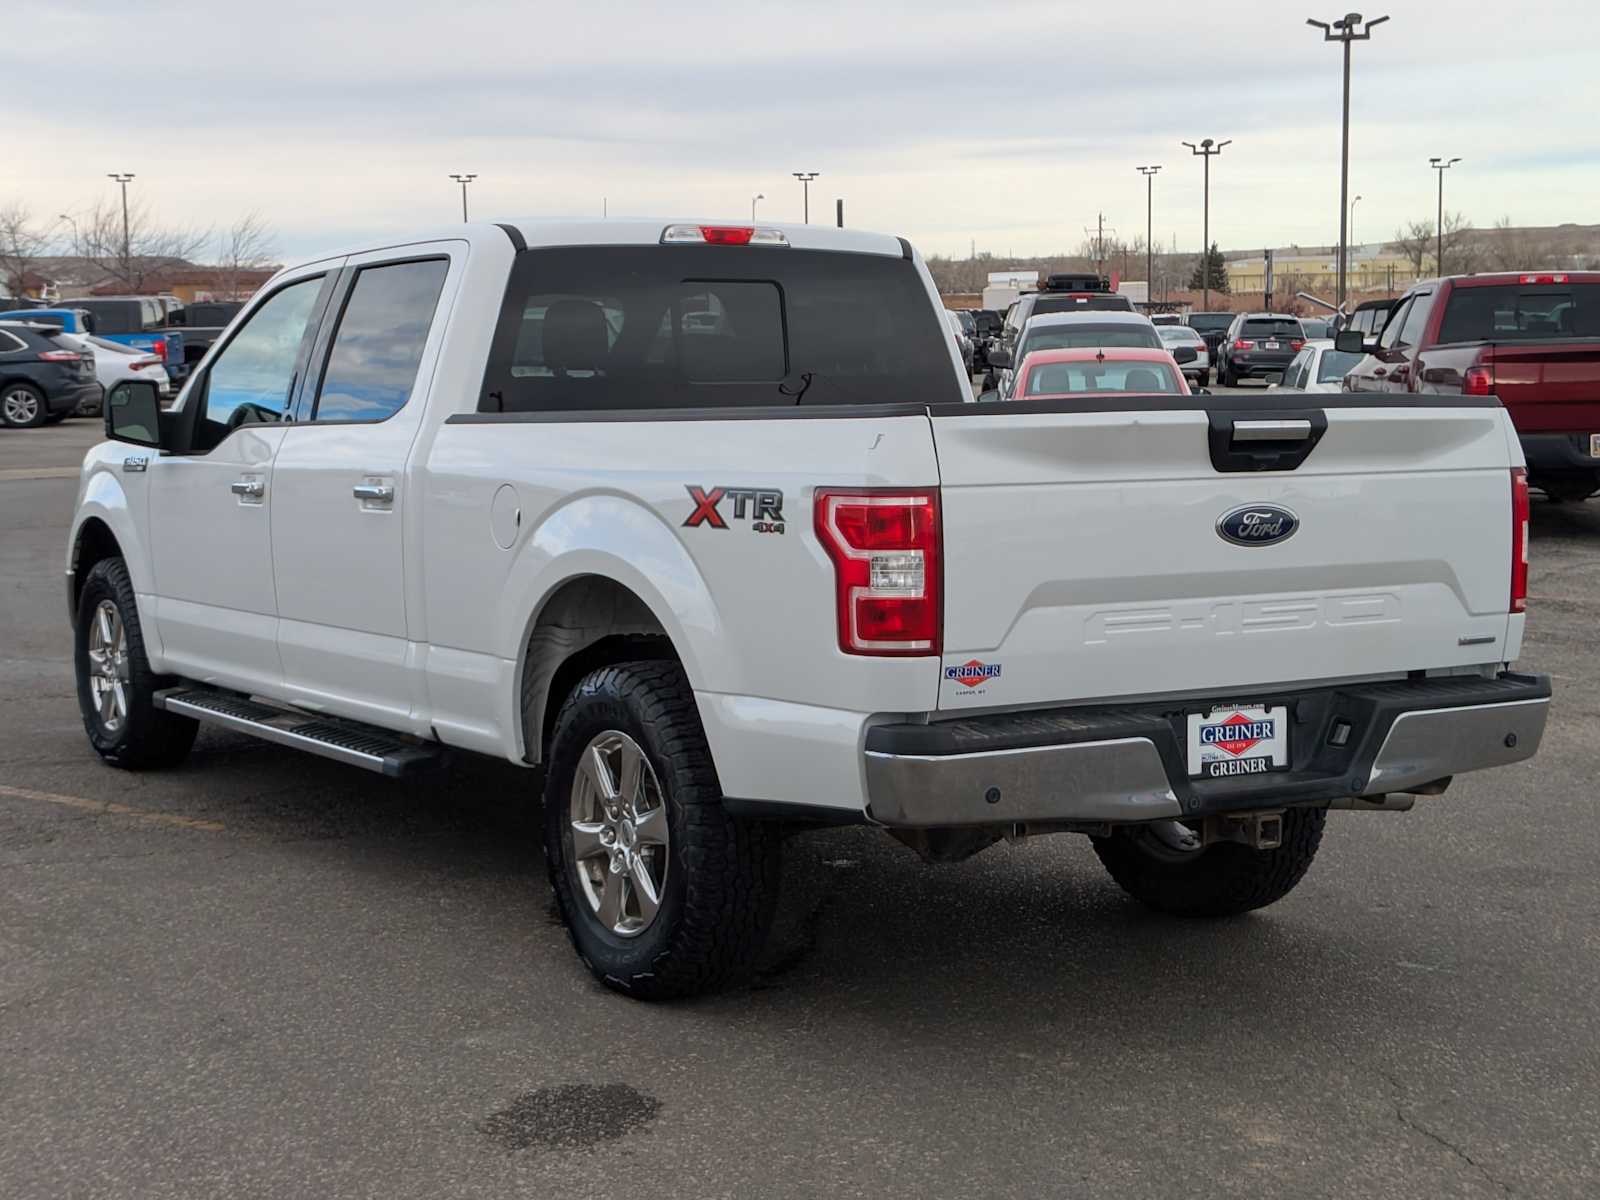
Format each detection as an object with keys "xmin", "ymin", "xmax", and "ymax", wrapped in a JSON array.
[{"xmin": 1226, "ymin": 245, "xmax": 1420, "ymax": 300}]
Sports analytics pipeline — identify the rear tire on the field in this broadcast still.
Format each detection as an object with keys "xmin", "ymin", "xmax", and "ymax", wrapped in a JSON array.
[
  {"xmin": 74, "ymin": 557, "xmax": 198, "ymax": 769},
  {"xmin": 543, "ymin": 660, "xmax": 781, "ymax": 999},
  {"xmin": 2, "ymin": 383, "xmax": 48, "ymax": 428},
  {"xmin": 1197, "ymin": 369, "xmax": 1210, "ymax": 388},
  {"xmin": 1092, "ymin": 808, "xmax": 1325, "ymax": 917}
]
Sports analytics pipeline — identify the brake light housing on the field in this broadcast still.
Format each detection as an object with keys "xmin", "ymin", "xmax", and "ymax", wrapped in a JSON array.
[
  {"xmin": 1510, "ymin": 467, "xmax": 1529, "ymax": 613},
  {"xmin": 1463, "ymin": 365, "xmax": 1494, "ymax": 396},
  {"xmin": 660, "ymin": 224, "xmax": 789, "ymax": 246},
  {"xmin": 1233, "ymin": 339, "xmax": 1254, "ymax": 350},
  {"xmin": 814, "ymin": 488, "xmax": 941, "ymax": 656},
  {"xmin": 37, "ymin": 349, "xmax": 81, "ymax": 362}
]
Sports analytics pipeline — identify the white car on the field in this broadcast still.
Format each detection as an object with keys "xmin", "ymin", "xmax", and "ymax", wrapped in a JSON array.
[
  {"xmin": 56, "ymin": 332, "xmax": 170, "ymax": 414},
  {"xmin": 1271, "ymin": 338, "xmax": 1365, "ymax": 394},
  {"xmin": 68, "ymin": 218, "xmax": 1548, "ymax": 999},
  {"xmin": 1157, "ymin": 324, "xmax": 1211, "ymax": 387}
]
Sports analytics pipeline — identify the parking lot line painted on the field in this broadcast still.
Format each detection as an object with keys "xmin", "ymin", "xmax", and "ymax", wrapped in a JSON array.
[
  {"xmin": 0, "ymin": 468, "xmax": 81, "ymax": 482},
  {"xmin": 0, "ymin": 784, "xmax": 224, "ymax": 832}
]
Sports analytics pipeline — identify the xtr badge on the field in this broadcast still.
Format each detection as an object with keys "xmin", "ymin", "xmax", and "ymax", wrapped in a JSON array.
[{"xmin": 683, "ymin": 486, "xmax": 786, "ymax": 534}]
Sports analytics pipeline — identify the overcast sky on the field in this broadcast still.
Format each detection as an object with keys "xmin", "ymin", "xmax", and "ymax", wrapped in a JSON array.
[{"xmin": 12, "ymin": 0, "xmax": 1599, "ymax": 265}]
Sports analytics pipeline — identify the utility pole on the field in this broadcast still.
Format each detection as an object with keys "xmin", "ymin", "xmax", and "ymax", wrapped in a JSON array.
[
  {"xmin": 1182, "ymin": 139, "xmax": 1229, "ymax": 310},
  {"xmin": 1350, "ymin": 193, "xmax": 1363, "ymax": 288},
  {"xmin": 791, "ymin": 172, "xmax": 819, "ymax": 223},
  {"xmin": 449, "ymin": 173, "xmax": 478, "ymax": 222},
  {"xmin": 751, "ymin": 193, "xmax": 764, "ymax": 222},
  {"xmin": 106, "ymin": 173, "xmax": 135, "ymax": 286},
  {"xmin": 1308, "ymin": 12, "xmax": 1389, "ymax": 316},
  {"xmin": 1430, "ymin": 156, "xmax": 1460, "ymax": 275},
  {"xmin": 1137, "ymin": 165, "xmax": 1161, "ymax": 305},
  {"xmin": 836, "ymin": 198, "xmax": 844, "ymax": 228}
]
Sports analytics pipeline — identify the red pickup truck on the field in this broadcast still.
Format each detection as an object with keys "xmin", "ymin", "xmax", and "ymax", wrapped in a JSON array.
[{"xmin": 1341, "ymin": 273, "xmax": 1600, "ymax": 501}]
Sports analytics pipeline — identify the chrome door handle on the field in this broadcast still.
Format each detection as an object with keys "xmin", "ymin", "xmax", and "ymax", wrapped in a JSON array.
[
  {"xmin": 352, "ymin": 483, "xmax": 394, "ymax": 503},
  {"xmin": 230, "ymin": 479, "xmax": 264, "ymax": 497}
]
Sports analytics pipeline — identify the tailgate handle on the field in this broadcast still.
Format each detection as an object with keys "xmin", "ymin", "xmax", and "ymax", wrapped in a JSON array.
[
  {"xmin": 1208, "ymin": 409, "xmax": 1328, "ymax": 473},
  {"xmin": 1232, "ymin": 419, "xmax": 1313, "ymax": 441}
]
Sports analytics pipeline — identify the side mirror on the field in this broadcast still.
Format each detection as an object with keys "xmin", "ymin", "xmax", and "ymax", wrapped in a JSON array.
[
  {"xmin": 1334, "ymin": 329, "xmax": 1367, "ymax": 354},
  {"xmin": 1194, "ymin": 387, "xmax": 1213, "ymax": 396},
  {"xmin": 977, "ymin": 389, "xmax": 1001, "ymax": 403},
  {"xmin": 986, "ymin": 347, "xmax": 1012, "ymax": 370},
  {"xmin": 1171, "ymin": 345, "xmax": 1198, "ymax": 364},
  {"xmin": 104, "ymin": 380, "xmax": 164, "ymax": 448}
]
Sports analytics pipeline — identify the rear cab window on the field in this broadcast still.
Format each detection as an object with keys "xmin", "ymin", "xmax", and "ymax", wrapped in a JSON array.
[
  {"xmin": 1241, "ymin": 318, "xmax": 1303, "ymax": 340},
  {"xmin": 1437, "ymin": 281, "xmax": 1600, "ymax": 342},
  {"xmin": 479, "ymin": 245, "xmax": 962, "ymax": 412}
]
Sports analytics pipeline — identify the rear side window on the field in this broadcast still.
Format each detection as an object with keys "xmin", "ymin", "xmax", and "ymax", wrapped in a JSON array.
[
  {"xmin": 0, "ymin": 330, "xmax": 24, "ymax": 353},
  {"xmin": 1395, "ymin": 292, "xmax": 1434, "ymax": 347},
  {"xmin": 313, "ymin": 259, "xmax": 448, "ymax": 422},
  {"xmin": 480, "ymin": 246, "xmax": 961, "ymax": 411},
  {"xmin": 1437, "ymin": 283, "xmax": 1600, "ymax": 342}
]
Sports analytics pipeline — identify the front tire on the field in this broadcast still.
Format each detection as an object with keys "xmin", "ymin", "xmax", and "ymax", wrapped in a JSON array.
[
  {"xmin": 543, "ymin": 660, "xmax": 780, "ymax": 999},
  {"xmin": 74, "ymin": 557, "xmax": 198, "ymax": 769},
  {"xmin": 1092, "ymin": 808, "xmax": 1325, "ymax": 917},
  {"xmin": 2, "ymin": 383, "xmax": 48, "ymax": 428},
  {"xmin": 1197, "ymin": 369, "xmax": 1210, "ymax": 387}
]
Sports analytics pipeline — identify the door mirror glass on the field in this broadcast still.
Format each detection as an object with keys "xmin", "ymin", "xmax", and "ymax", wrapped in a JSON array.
[
  {"xmin": 986, "ymin": 346, "xmax": 1012, "ymax": 370},
  {"xmin": 1334, "ymin": 329, "xmax": 1366, "ymax": 354},
  {"xmin": 105, "ymin": 380, "xmax": 164, "ymax": 447}
]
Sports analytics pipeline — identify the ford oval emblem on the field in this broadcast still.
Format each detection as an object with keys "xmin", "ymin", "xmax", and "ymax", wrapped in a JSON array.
[{"xmin": 1217, "ymin": 503, "xmax": 1299, "ymax": 547}]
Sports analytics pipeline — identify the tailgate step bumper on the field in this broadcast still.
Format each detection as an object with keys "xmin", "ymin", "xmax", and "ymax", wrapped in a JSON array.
[
  {"xmin": 864, "ymin": 672, "xmax": 1551, "ymax": 827},
  {"xmin": 155, "ymin": 688, "xmax": 443, "ymax": 778}
]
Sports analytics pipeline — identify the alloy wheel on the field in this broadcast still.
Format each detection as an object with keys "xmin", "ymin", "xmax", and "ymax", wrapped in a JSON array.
[
  {"xmin": 86, "ymin": 599, "xmax": 130, "ymax": 733},
  {"xmin": 568, "ymin": 730, "xmax": 669, "ymax": 937}
]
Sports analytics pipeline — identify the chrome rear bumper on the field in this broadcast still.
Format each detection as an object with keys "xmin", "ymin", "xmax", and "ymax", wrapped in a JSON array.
[{"xmin": 863, "ymin": 674, "xmax": 1551, "ymax": 828}]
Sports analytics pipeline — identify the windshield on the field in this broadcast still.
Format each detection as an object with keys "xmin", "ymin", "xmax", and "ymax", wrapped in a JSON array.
[
  {"xmin": 1023, "ymin": 359, "xmax": 1182, "ymax": 396},
  {"xmin": 1316, "ymin": 349, "xmax": 1364, "ymax": 383},
  {"xmin": 1019, "ymin": 325, "xmax": 1161, "ymax": 357}
]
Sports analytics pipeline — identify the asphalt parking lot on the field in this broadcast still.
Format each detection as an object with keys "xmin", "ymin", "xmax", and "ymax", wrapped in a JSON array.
[{"xmin": 3, "ymin": 418, "xmax": 1598, "ymax": 1199}]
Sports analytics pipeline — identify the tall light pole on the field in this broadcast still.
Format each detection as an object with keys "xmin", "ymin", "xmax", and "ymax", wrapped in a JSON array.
[
  {"xmin": 791, "ymin": 172, "xmax": 819, "ymax": 224},
  {"xmin": 107, "ymin": 173, "xmax": 135, "ymax": 286},
  {"xmin": 1137, "ymin": 166, "xmax": 1161, "ymax": 308},
  {"xmin": 449, "ymin": 173, "xmax": 478, "ymax": 222},
  {"xmin": 751, "ymin": 193, "xmax": 764, "ymax": 222},
  {"xmin": 1349, "ymin": 194, "xmax": 1362, "ymax": 288},
  {"xmin": 1308, "ymin": 12, "xmax": 1389, "ymax": 316},
  {"xmin": 1430, "ymin": 156, "xmax": 1460, "ymax": 275},
  {"xmin": 1182, "ymin": 139, "xmax": 1229, "ymax": 310}
]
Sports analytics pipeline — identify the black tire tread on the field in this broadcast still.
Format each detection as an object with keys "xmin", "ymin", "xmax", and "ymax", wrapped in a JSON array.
[
  {"xmin": 1092, "ymin": 808, "xmax": 1325, "ymax": 917},
  {"xmin": 75, "ymin": 557, "xmax": 198, "ymax": 770},
  {"xmin": 544, "ymin": 660, "xmax": 779, "ymax": 1000}
]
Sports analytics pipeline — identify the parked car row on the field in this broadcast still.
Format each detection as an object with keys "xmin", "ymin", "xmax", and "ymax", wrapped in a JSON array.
[{"xmin": 0, "ymin": 321, "xmax": 100, "ymax": 427}]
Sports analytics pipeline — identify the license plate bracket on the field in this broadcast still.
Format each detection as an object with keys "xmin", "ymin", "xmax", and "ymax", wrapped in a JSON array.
[
  {"xmin": 1589, "ymin": 432, "xmax": 1600, "ymax": 457},
  {"xmin": 1186, "ymin": 704, "xmax": 1290, "ymax": 778}
]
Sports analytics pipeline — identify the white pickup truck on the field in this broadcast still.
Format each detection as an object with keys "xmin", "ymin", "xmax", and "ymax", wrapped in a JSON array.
[{"xmin": 69, "ymin": 219, "xmax": 1550, "ymax": 999}]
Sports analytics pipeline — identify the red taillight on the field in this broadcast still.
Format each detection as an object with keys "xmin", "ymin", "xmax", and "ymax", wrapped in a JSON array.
[
  {"xmin": 147, "ymin": 336, "xmax": 167, "ymax": 359},
  {"xmin": 700, "ymin": 226, "xmax": 754, "ymax": 245},
  {"xmin": 130, "ymin": 358, "xmax": 162, "ymax": 370},
  {"xmin": 1510, "ymin": 467, "xmax": 1529, "ymax": 613},
  {"xmin": 815, "ymin": 488, "xmax": 941, "ymax": 656},
  {"xmin": 38, "ymin": 349, "xmax": 81, "ymax": 362},
  {"xmin": 1289, "ymin": 339, "xmax": 1305, "ymax": 351},
  {"xmin": 1233, "ymin": 339, "xmax": 1254, "ymax": 351},
  {"xmin": 1463, "ymin": 365, "xmax": 1494, "ymax": 396}
]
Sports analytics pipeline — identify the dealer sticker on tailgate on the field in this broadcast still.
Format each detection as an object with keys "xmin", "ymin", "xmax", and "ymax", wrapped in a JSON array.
[{"xmin": 1186, "ymin": 705, "xmax": 1290, "ymax": 778}]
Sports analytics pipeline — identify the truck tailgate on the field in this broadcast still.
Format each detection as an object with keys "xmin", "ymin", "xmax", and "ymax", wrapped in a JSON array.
[
  {"xmin": 930, "ymin": 398, "xmax": 1515, "ymax": 711},
  {"xmin": 1483, "ymin": 340, "xmax": 1600, "ymax": 432}
]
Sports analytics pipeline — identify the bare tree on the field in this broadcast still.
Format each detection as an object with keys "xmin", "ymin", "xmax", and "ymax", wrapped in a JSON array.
[
  {"xmin": 215, "ymin": 212, "xmax": 279, "ymax": 300},
  {"xmin": 0, "ymin": 202, "xmax": 53, "ymax": 299},
  {"xmin": 67, "ymin": 196, "xmax": 209, "ymax": 293},
  {"xmin": 1390, "ymin": 219, "xmax": 1434, "ymax": 276},
  {"xmin": 1439, "ymin": 211, "xmax": 1478, "ymax": 275}
]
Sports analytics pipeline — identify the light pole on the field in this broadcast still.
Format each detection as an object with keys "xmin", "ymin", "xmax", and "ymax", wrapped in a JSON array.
[
  {"xmin": 1349, "ymin": 194, "xmax": 1362, "ymax": 287},
  {"xmin": 107, "ymin": 173, "xmax": 135, "ymax": 285},
  {"xmin": 791, "ymin": 172, "xmax": 819, "ymax": 223},
  {"xmin": 1137, "ymin": 166, "xmax": 1161, "ymax": 309},
  {"xmin": 1181, "ymin": 139, "xmax": 1229, "ymax": 310},
  {"xmin": 449, "ymin": 173, "xmax": 478, "ymax": 222},
  {"xmin": 1308, "ymin": 12, "xmax": 1389, "ymax": 316},
  {"xmin": 1430, "ymin": 156, "xmax": 1460, "ymax": 274},
  {"xmin": 751, "ymin": 193, "xmax": 764, "ymax": 222}
]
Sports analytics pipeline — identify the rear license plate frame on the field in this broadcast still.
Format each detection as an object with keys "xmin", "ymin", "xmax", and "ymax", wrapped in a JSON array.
[{"xmin": 1186, "ymin": 704, "xmax": 1290, "ymax": 779}]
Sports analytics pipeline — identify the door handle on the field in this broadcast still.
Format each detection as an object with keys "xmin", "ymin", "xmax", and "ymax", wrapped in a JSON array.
[
  {"xmin": 352, "ymin": 482, "xmax": 395, "ymax": 503},
  {"xmin": 230, "ymin": 479, "xmax": 264, "ymax": 498}
]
